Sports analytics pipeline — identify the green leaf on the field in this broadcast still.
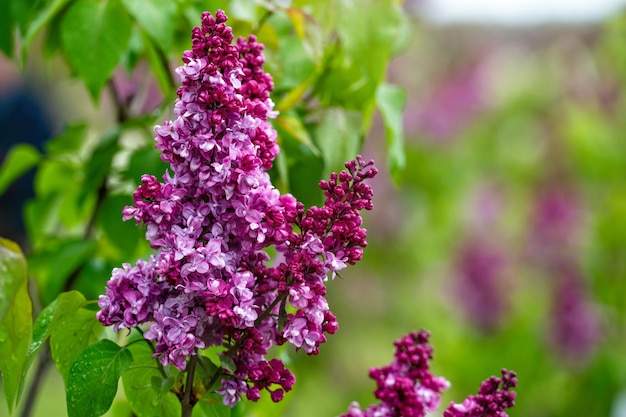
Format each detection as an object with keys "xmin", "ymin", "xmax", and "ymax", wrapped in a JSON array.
[
  {"xmin": 66, "ymin": 339, "xmax": 133, "ymax": 417},
  {"xmin": 24, "ymin": 297, "xmax": 59, "ymax": 370},
  {"xmin": 45, "ymin": 124, "xmax": 87, "ymax": 156},
  {"xmin": 122, "ymin": 146, "xmax": 169, "ymax": 185},
  {"xmin": 376, "ymin": 83, "xmax": 406, "ymax": 182},
  {"xmin": 150, "ymin": 375, "xmax": 175, "ymax": 395},
  {"xmin": 314, "ymin": 108, "xmax": 362, "ymax": 180},
  {"xmin": 316, "ymin": 0, "xmax": 405, "ymax": 113},
  {"xmin": 0, "ymin": 239, "xmax": 27, "ymax": 321},
  {"xmin": 98, "ymin": 194, "xmax": 140, "ymax": 255},
  {"xmin": 49, "ymin": 291, "xmax": 102, "ymax": 380},
  {"xmin": 277, "ymin": 36, "xmax": 315, "ymax": 90},
  {"xmin": 219, "ymin": 355, "xmax": 236, "ymax": 374},
  {"xmin": 286, "ymin": 7, "xmax": 306, "ymax": 39},
  {"xmin": 60, "ymin": 0, "xmax": 132, "ymax": 100},
  {"xmin": 195, "ymin": 393, "xmax": 231, "ymax": 417},
  {"xmin": 142, "ymin": 30, "xmax": 175, "ymax": 95},
  {"xmin": 280, "ymin": 136, "xmax": 324, "ymax": 207},
  {"xmin": 79, "ymin": 128, "xmax": 120, "ymax": 207},
  {"xmin": 0, "ymin": 239, "xmax": 31, "ymax": 413},
  {"xmin": 275, "ymin": 74, "xmax": 315, "ymax": 112},
  {"xmin": 21, "ymin": 0, "xmax": 72, "ymax": 54},
  {"xmin": 123, "ymin": 343, "xmax": 181, "ymax": 417},
  {"xmin": 0, "ymin": 143, "xmax": 41, "ymax": 196},
  {"xmin": 120, "ymin": 0, "xmax": 178, "ymax": 51},
  {"xmin": 10, "ymin": 0, "xmax": 42, "ymax": 34},
  {"xmin": 0, "ymin": 0, "xmax": 13, "ymax": 56},
  {"xmin": 275, "ymin": 113, "xmax": 319, "ymax": 156},
  {"xmin": 29, "ymin": 239, "xmax": 98, "ymax": 305}
]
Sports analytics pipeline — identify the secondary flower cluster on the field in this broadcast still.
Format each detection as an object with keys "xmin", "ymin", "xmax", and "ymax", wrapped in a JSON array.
[
  {"xmin": 443, "ymin": 369, "xmax": 517, "ymax": 417},
  {"xmin": 97, "ymin": 9, "xmax": 376, "ymax": 407},
  {"xmin": 341, "ymin": 331, "xmax": 451, "ymax": 417},
  {"xmin": 341, "ymin": 331, "xmax": 517, "ymax": 417}
]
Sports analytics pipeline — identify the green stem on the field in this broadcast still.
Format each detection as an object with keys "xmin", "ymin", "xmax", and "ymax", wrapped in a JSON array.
[
  {"xmin": 253, "ymin": 10, "xmax": 273, "ymax": 34},
  {"xmin": 181, "ymin": 355, "xmax": 198, "ymax": 417},
  {"xmin": 255, "ymin": 290, "xmax": 288, "ymax": 326},
  {"xmin": 18, "ymin": 343, "xmax": 51, "ymax": 417},
  {"xmin": 206, "ymin": 367, "xmax": 224, "ymax": 393}
]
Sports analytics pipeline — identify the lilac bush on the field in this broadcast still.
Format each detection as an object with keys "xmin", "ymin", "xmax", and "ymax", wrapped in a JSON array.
[{"xmin": 97, "ymin": 9, "xmax": 377, "ymax": 407}]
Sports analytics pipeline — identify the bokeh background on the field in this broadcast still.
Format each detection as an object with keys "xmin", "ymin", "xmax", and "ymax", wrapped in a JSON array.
[
  {"xmin": 2, "ymin": 0, "xmax": 626, "ymax": 416},
  {"xmin": 289, "ymin": 1, "xmax": 626, "ymax": 416}
]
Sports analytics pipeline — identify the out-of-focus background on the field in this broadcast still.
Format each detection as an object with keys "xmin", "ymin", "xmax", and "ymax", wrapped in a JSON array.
[
  {"xmin": 2, "ymin": 0, "xmax": 626, "ymax": 416},
  {"xmin": 289, "ymin": 1, "xmax": 626, "ymax": 416}
]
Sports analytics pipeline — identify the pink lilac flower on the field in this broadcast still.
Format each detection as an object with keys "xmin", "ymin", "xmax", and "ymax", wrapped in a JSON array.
[
  {"xmin": 443, "ymin": 369, "xmax": 517, "ymax": 417},
  {"xmin": 340, "ymin": 331, "xmax": 450, "ymax": 417},
  {"xmin": 97, "ymin": 9, "xmax": 376, "ymax": 407}
]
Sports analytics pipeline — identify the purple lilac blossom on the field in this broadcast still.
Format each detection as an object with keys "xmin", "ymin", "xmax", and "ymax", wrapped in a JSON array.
[
  {"xmin": 405, "ymin": 62, "xmax": 486, "ymax": 141},
  {"xmin": 529, "ymin": 187, "xmax": 582, "ymax": 262},
  {"xmin": 528, "ymin": 187, "xmax": 600, "ymax": 361},
  {"xmin": 97, "ymin": 10, "xmax": 376, "ymax": 407},
  {"xmin": 548, "ymin": 261, "xmax": 601, "ymax": 363},
  {"xmin": 454, "ymin": 238, "xmax": 508, "ymax": 332},
  {"xmin": 443, "ymin": 369, "xmax": 517, "ymax": 417},
  {"xmin": 340, "ymin": 331, "xmax": 451, "ymax": 417}
]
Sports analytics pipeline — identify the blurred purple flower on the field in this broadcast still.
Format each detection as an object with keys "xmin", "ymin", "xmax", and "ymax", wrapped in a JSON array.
[
  {"xmin": 547, "ymin": 261, "xmax": 601, "ymax": 364},
  {"xmin": 454, "ymin": 238, "xmax": 508, "ymax": 332},
  {"xmin": 529, "ymin": 187, "xmax": 582, "ymax": 262},
  {"xmin": 111, "ymin": 60, "xmax": 163, "ymax": 115},
  {"xmin": 405, "ymin": 63, "xmax": 486, "ymax": 141}
]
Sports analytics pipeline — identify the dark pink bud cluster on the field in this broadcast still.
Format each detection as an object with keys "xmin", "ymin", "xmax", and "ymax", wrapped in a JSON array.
[
  {"xmin": 96, "ymin": 10, "xmax": 376, "ymax": 407},
  {"xmin": 443, "ymin": 369, "xmax": 517, "ymax": 417},
  {"xmin": 341, "ymin": 331, "xmax": 451, "ymax": 417}
]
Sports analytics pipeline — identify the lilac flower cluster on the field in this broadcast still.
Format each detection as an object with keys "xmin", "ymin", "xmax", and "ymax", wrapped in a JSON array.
[
  {"xmin": 341, "ymin": 331, "xmax": 451, "ymax": 417},
  {"xmin": 97, "ymin": 10, "xmax": 377, "ymax": 406},
  {"xmin": 341, "ymin": 331, "xmax": 518, "ymax": 417},
  {"xmin": 443, "ymin": 369, "xmax": 517, "ymax": 417}
]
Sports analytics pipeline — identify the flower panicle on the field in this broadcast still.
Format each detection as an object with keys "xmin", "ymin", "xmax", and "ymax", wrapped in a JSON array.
[
  {"xmin": 341, "ymin": 332, "xmax": 518, "ymax": 417},
  {"xmin": 341, "ymin": 331, "xmax": 450, "ymax": 417},
  {"xmin": 443, "ymin": 369, "xmax": 518, "ymax": 417},
  {"xmin": 96, "ymin": 9, "xmax": 377, "ymax": 408}
]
